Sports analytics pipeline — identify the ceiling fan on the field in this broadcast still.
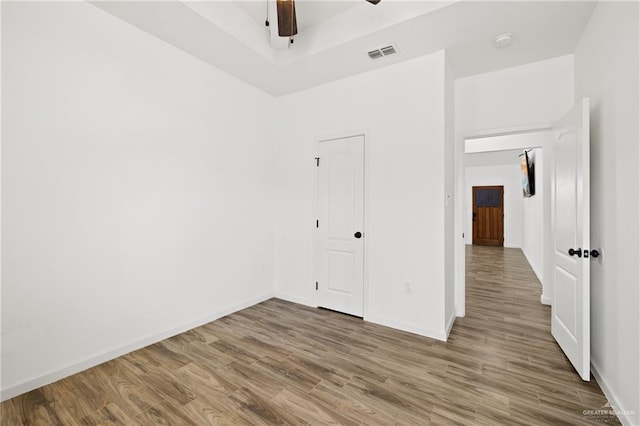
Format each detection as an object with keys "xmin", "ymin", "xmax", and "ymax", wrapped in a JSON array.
[{"xmin": 273, "ymin": 0, "xmax": 381, "ymax": 38}]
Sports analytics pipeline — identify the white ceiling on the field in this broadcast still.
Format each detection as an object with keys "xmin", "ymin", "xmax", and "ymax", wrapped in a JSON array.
[
  {"xmin": 92, "ymin": 1, "xmax": 597, "ymax": 96},
  {"xmin": 235, "ymin": 0, "xmax": 361, "ymax": 32}
]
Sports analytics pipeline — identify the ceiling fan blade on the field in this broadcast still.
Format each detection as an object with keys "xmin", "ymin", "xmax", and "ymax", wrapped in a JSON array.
[
  {"xmin": 365, "ymin": 0, "xmax": 381, "ymax": 4},
  {"xmin": 276, "ymin": 0, "xmax": 297, "ymax": 37}
]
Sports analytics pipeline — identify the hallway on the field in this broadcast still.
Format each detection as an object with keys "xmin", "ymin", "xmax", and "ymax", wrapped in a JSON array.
[{"xmin": 459, "ymin": 245, "xmax": 618, "ymax": 424}]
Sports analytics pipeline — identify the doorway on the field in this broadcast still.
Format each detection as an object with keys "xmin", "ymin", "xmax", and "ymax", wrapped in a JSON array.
[
  {"xmin": 472, "ymin": 185, "xmax": 504, "ymax": 247},
  {"xmin": 315, "ymin": 135, "xmax": 365, "ymax": 317},
  {"xmin": 455, "ymin": 127, "xmax": 551, "ymax": 317}
]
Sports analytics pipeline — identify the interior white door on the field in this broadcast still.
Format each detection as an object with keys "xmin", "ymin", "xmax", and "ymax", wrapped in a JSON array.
[
  {"xmin": 551, "ymin": 98, "xmax": 591, "ymax": 381},
  {"xmin": 316, "ymin": 135, "xmax": 364, "ymax": 317}
]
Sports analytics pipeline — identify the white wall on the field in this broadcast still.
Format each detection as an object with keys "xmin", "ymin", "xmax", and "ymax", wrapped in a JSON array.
[
  {"xmin": 273, "ymin": 52, "xmax": 451, "ymax": 340},
  {"xmin": 464, "ymin": 163, "xmax": 524, "ymax": 248},
  {"xmin": 444, "ymin": 54, "xmax": 456, "ymax": 331},
  {"xmin": 522, "ymin": 149, "xmax": 544, "ymax": 284},
  {"xmin": 574, "ymin": 2, "xmax": 640, "ymax": 424},
  {"xmin": 1, "ymin": 2, "xmax": 275, "ymax": 399},
  {"xmin": 456, "ymin": 55, "xmax": 574, "ymax": 134}
]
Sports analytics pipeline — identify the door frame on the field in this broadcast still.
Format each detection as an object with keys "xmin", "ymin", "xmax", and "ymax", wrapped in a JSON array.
[
  {"xmin": 312, "ymin": 131, "xmax": 370, "ymax": 319},
  {"xmin": 454, "ymin": 123, "xmax": 553, "ymax": 317},
  {"xmin": 472, "ymin": 185, "xmax": 505, "ymax": 247}
]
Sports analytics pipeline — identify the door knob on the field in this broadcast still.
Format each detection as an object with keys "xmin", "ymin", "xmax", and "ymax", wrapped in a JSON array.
[
  {"xmin": 354, "ymin": 232, "xmax": 362, "ymax": 239},
  {"xmin": 590, "ymin": 249, "xmax": 600, "ymax": 258},
  {"xmin": 568, "ymin": 248, "xmax": 582, "ymax": 258}
]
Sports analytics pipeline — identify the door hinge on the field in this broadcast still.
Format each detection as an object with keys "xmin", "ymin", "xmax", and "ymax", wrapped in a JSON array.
[
  {"xmin": 315, "ymin": 157, "xmax": 320, "ymax": 167},
  {"xmin": 315, "ymin": 281, "xmax": 318, "ymax": 290},
  {"xmin": 462, "ymin": 232, "xmax": 464, "ymax": 238},
  {"xmin": 316, "ymin": 219, "xmax": 319, "ymax": 228}
]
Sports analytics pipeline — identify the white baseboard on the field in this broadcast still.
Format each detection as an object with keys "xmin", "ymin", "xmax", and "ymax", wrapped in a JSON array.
[
  {"xmin": 465, "ymin": 242, "xmax": 521, "ymax": 249},
  {"xmin": 591, "ymin": 361, "xmax": 638, "ymax": 426},
  {"xmin": 522, "ymin": 248, "xmax": 548, "ymax": 306},
  {"xmin": 273, "ymin": 292, "xmax": 316, "ymax": 308},
  {"xmin": 365, "ymin": 315, "xmax": 447, "ymax": 342},
  {"xmin": 521, "ymin": 248, "xmax": 544, "ymax": 285},
  {"xmin": 0, "ymin": 292, "xmax": 274, "ymax": 402},
  {"xmin": 445, "ymin": 311, "xmax": 457, "ymax": 341}
]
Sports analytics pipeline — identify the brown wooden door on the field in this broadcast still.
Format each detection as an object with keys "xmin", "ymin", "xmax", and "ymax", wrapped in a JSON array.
[{"xmin": 472, "ymin": 186, "xmax": 504, "ymax": 247}]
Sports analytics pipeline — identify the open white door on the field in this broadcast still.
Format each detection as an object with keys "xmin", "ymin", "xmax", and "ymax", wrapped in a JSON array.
[
  {"xmin": 316, "ymin": 135, "xmax": 364, "ymax": 317},
  {"xmin": 551, "ymin": 98, "xmax": 591, "ymax": 381}
]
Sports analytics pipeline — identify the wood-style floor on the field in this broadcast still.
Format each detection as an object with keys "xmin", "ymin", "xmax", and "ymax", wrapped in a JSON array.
[{"xmin": 1, "ymin": 246, "xmax": 619, "ymax": 425}]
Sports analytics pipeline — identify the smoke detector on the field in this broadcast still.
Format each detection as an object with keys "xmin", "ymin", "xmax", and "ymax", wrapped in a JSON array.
[{"xmin": 493, "ymin": 33, "xmax": 513, "ymax": 48}]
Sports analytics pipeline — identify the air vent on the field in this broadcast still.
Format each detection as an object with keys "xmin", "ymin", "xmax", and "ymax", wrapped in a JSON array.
[
  {"xmin": 380, "ymin": 45, "xmax": 396, "ymax": 56},
  {"xmin": 367, "ymin": 49, "xmax": 384, "ymax": 59},
  {"xmin": 367, "ymin": 43, "xmax": 398, "ymax": 60}
]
